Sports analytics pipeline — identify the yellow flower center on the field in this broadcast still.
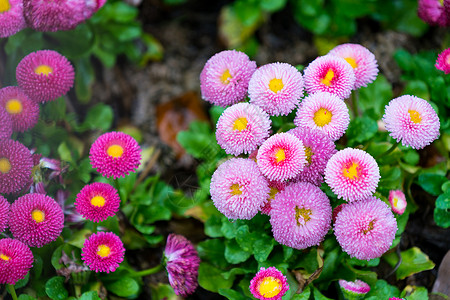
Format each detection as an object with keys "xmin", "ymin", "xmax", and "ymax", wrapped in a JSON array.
[
  {"xmin": 304, "ymin": 146, "xmax": 313, "ymax": 165},
  {"xmin": 321, "ymin": 69, "xmax": 335, "ymax": 86},
  {"xmin": 97, "ymin": 245, "xmax": 111, "ymax": 258},
  {"xmin": 91, "ymin": 196, "xmax": 106, "ymax": 207},
  {"xmin": 31, "ymin": 209, "xmax": 45, "ymax": 223},
  {"xmin": 0, "ymin": 253, "xmax": 10, "ymax": 261},
  {"xmin": 344, "ymin": 57, "xmax": 358, "ymax": 69},
  {"xmin": 220, "ymin": 69, "xmax": 232, "ymax": 84},
  {"xmin": 257, "ymin": 276, "xmax": 282, "ymax": 298},
  {"xmin": 107, "ymin": 144, "xmax": 124, "ymax": 158},
  {"xmin": 230, "ymin": 183, "xmax": 242, "ymax": 196},
  {"xmin": 34, "ymin": 65, "xmax": 53, "ymax": 76},
  {"xmin": 393, "ymin": 197, "xmax": 399, "ymax": 207},
  {"xmin": 0, "ymin": 0, "xmax": 11, "ymax": 13},
  {"xmin": 313, "ymin": 108, "xmax": 333, "ymax": 127},
  {"xmin": 295, "ymin": 206, "xmax": 312, "ymax": 226},
  {"xmin": 269, "ymin": 78, "xmax": 284, "ymax": 93},
  {"xmin": 5, "ymin": 99, "xmax": 23, "ymax": 114},
  {"xmin": 362, "ymin": 220, "xmax": 375, "ymax": 234},
  {"xmin": 232, "ymin": 117, "xmax": 248, "ymax": 131},
  {"xmin": 0, "ymin": 157, "xmax": 11, "ymax": 174},
  {"xmin": 274, "ymin": 148, "xmax": 285, "ymax": 163},
  {"xmin": 342, "ymin": 162, "xmax": 359, "ymax": 180},
  {"xmin": 408, "ymin": 110, "xmax": 421, "ymax": 124},
  {"xmin": 268, "ymin": 187, "xmax": 279, "ymax": 200}
]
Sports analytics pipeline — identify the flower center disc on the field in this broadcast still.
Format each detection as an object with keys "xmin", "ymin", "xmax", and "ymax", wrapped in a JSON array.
[
  {"xmin": 233, "ymin": 117, "xmax": 248, "ymax": 131},
  {"xmin": 31, "ymin": 209, "xmax": 45, "ymax": 223},
  {"xmin": 230, "ymin": 183, "xmax": 242, "ymax": 196},
  {"xmin": 321, "ymin": 69, "xmax": 335, "ymax": 86},
  {"xmin": 313, "ymin": 108, "xmax": 333, "ymax": 127},
  {"xmin": 97, "ymin": 244, "xmax": 111, "ymax": 258},
  {"xmin": 342, "ymin": 162, "xmax": 359, "ymax": 180},
  {"xmin": 107, "ymin": 144, "xmax": 124, "ymax": 158},
  {"xmin": 0, "ymin": 0, "xmax": 11, "ymax": 13},
  {"xmin": 268, "ymin": 187, "xmax": 279, "ymax": 200},
  {"xmin": 220, "ymin": 69, "xmax": 232, "ymax": 84},
  {"xmin": 5, "ymin": 99, "xmax": 23, "ymax": 114},
  {"xmin": 91, "ymin": 195, "xmax": 106, "ymax": 207},
  {"xmin": 269, "ymin": 78, "xmax": 284, "ymax": 93},
  {"xmin": 304, "ymin": 146, "xmax": 313, "ymax": 165},
  {"xmin": 362, "ymin": 219, "xmax": 375, "ymax": 234},
  {"xmin": 344, "ymin": 57, "xmax": 358, "ymax": 69},
  {"xmin": 274, "ymin": 148, "xmax": 285, "ymax": 163},
  {"xmin": 0, "ymin": 157, "xmax": 11, "ymax": 174},
  {"xmin": 258, "ymin": 276, "xmax": 282, "ymax": 298},
  {"xmin": 408, "ymin": 110, "xmax": 421, "ymax": 124},
  {"xmin": 295, "ymin": 206, "xmax": 312, "ymax": 226},
  {"xmin": 34, "ymin": 65, "xmax": 53, "ymax": 76},
  {"xmin": 0, "ymin": 253, "xmax": 10, "ymax": 261}
]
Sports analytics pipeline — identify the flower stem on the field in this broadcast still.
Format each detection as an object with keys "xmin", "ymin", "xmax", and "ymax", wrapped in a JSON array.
[
  {"xmin": 129, "ymin": 264, "xmax": 164, "ymax": 278},
  {"xmin": 376, "ymin": 141, "xmax": 400, "ymax": 159},
  {"xmin": 351, "ymin": 90, "xmax": 359, "ymax": 118},
  {"xmin": 7, "ymin": 284, "xmax": 18, "ymax": 300}
]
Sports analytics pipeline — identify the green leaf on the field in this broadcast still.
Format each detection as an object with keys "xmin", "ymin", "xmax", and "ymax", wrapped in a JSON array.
[
  {"xmin": 346, "ymin": 116, "xmax": 378, "ymax": 144},
  {"xmin": 79, "ymin": 291, "xmax": 102, "ymax": 300},
  {"xmin": 197, "ymin": 239, "xmax": 228, "ymax": 269},
  {"xmin": 45, "ymin": 24, "xmax": 94, "ymax": 59},
  {"xmin": 403, "ymin": 80, "xmax": 429, "ymax": 100},
  {"xmin": 394, "ymin": 49, "xmax": 414, "ymax": 72},
  {"xmin": 205, "ymin": 215, "xmax": 224, "ymax": 238},
  {"xmin": 77, "ymin": 103, "xmax": 113, "ymax": 132},
  {"xmin": 150, "ymin": 283, "xmax": 177, "ymax": 300},
  {"xmin": 434, "ymin": 190, "xmax": 450, "ymax": 228},
  {"xmin": 198, "ymin": 262, "xmax": 235, "ymax": 293},
  {"xmin": 384, "ymin": 247, "xmax": 435, "ymax": 280},
  {"xmin": 15, "ymin": 272, "xmax": 30, "ymax": 289},
  {"xmin": 67, "ymin": 229, "xmax": 91, "ymax": 248},
  {"xmin": 365, "ymin": 279, "xmax": 400, "ymax": 299},
  {"xmin": 260, "ymin": 0, "xmax": 287, "ymax": 12},
  {"xmin": 417, "ymin": 174, "xmax": 448, "ymax": 196},
  {"xmin": 291, "ymin": 285, "xmax": 311, "ymax": 299},
  {"xmin": 253, "ymin": 234, "xmax": 275, "ymax": 262},
  {"xmin": 225, "ymin": 239, "xmax": 252, "ymax": 264},
  {"xmin": 400, "ymin": 285, "xmax": 429, "ymax": 300},
  {"xmin": 219, "ymin": 288, "xmax": 248, "ymax": 300},
  {"xmin": 105, "ymin": 277, "xmax": 140, "ymax": 297},
  {"xmin": 45, "ymin": 277, "xmax": 68, "ymax": 300},
  {"xmin": 74, "ymin": 57, "xmax": 95, "ymax": 103},
  {"xmin": 313, "ymin": 286, "xmax": 334, "ymax": 300},
  {"xmin": 358, "ymin": 74, "xmax": 392, "ymax": 118},
  {"xmin": 233, "ymin": 0, "xmax": 263, "ymax": 27}
]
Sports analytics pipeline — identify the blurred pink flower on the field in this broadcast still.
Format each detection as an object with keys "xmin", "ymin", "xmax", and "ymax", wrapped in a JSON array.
[
  {"xmin": 0, "ymin": 195, "xmax": 10, "ymax": 234},
  {"xmin": 0, "ymin": 107, "xmax": 13, "ymax": 139},
  {"xmin": 0, "ymin": 86, "xmax": 40, "ymax": 132},
  {"xmin": 0, "ymin": 0, "xmax": 26, "ymax": 38},
  {"xmin": 418, "ymin": 0, "xmax": 449, "ymax": 26},
  {"xmin": 435, "ymin": 48, "xmax": 450, "ymax": 74},
  {"xmin": 0, "ymin": 238, "xmax": 34, "ymax": 285},
  {"xmin": 0, "ymin": 139, "xmax": 33, "ymax": 194},
  {"xmin": 388, "ymin": 190, "xmax": 407, "ymax": 215},
  {"xmin": 338, "ymin": 279, "xmax": 370, "ymax": 299}
]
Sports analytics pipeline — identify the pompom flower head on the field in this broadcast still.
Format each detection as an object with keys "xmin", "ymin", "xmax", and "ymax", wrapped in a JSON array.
[
  {"xmin": 75, "ymin": 182, "xmax": 121, "ymax": 222},
  {"xmin": 294, "ymin": 92, "xmax": 350, "ymax": 141},
  {"xmin": 89, "ymin": 131, "xmax": 142, "ymax": 179},
  {"xmin": 210, "ymin": 158, "xmax": 269, "ymax": 220},
  {"xmin": 325, "ymin": 148, "xmax": 380, "ymax": 202},
  {"xmin": 216, "ymin": 103, "xmax": 271, "ymax": 156},
  {"xmin": 328, "ymin": 43, "xmax": 379, "ymax": 89},
  {"xmin": 0, "ymin": 238, "xmax": 34, "ymax": 285},
  {"xmin": 249, "ymin": 267, "xmax": 289, "ymax": 300},
  {"xmin": 418, "ymin": 0, "xmax": 449, "ymax": 26},
  {"xmin": 270, "ymin": 182, "xmax": 332, "ymax": 249},
  {"xmin": 16, "ymin": 50, "xmax": 75, "ymax": 103},
  {"xmin": 9, "ymin": 193, "xmax": 64, "ymax": 248},
  {"xmin": 334, "ymin": 196, "xmax": 397, "ymax": 260},
  {"xmin": 0, "ymin": 86, "xmax": 40, "ymax": 132},
  {"xmin": 338, "ymin": 279, "xmax": 371, "ymax": 300},
  {"xmin": 303, "ymin": 55, "xmax": 356, "ymax": 99},
  {"xmin": 0, "ymin": 195, "xmax": 10, "ymax": 233},
  {"xmin": 0, "ymin": 107, "xmax": 13, "ymax": 139},
  {"xmin": 164, "ymin": 233, "xmax": 200, "ymax": 297},
  {"xmin": 0, "ymin": 0, "xmax": 26, "ymax": 38},
  {"xmin": 383, "ymin": 95, "xmax": 440, "ymax": 150},
  {"xmin": 0, "ymin": 139, "xmax": 33, "ymax": 194},
  {"xmin": 82, "ymin": 231, "xmax": 125, "ymax": 273},
  {"xmin": 200, "ymin": 50, "xmax": 256, "ymax": 107},
  {"xmin": 256, "ymin": 132, "xmax": 306, "ymax": 182},
  {"xmin": 388, "ymin": 190, "xmax": 407, "ymax": 215},
  {"xmin": 248, "ymin": 62, "xmax": 304, "ymax": 116},
  {"xmin": 288, "ymin": 126, "xmax": 337, "ymax": 185},
  {"xmin": 435, "ymin": 48, "xmax": 450, "ymax": 74}
]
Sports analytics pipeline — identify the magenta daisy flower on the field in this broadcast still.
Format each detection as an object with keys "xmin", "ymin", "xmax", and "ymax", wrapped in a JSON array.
[
  {"xmin": 0, "ymin": 196, "xmax": 10, "ymax": 234},
  {"xmin": 200, "ymin": 50, "xmax": 256, "ymax": 107},
  {"xmin": 75, "ymin": 182, "xmax": 120, "ymax": 222},
  {"xmin": 211, "ymin": 158, "xmax": 269, "ymax": 220},
  {"xmin": 328, "ymin": 44, "xmax": 379, "ymax": 89},
  {"xmin": 81, "ymin": 231, "xmax": 125, "ymax": 273},
  {"xmin": 325, "ymin": 148, "xmax": 380, "ymax": 202},
  {"xmin": 216, "ymin": 103, "xmax": 271, "ymax": 156},
  {"xmin": 0, "ymin": 107, "xmax": 13, "ymax": 139},
  {"xmin": 249, "ymin": 267, "xmax": 289, "ymax": 300},
  {"xmin": 288, "ymin": 126, "xmax": 337, "ymax": 185},
  {"xmin": 383, "ymin": 95, "xmax": 440, "ymax": 150},
  {"xmin": 9, "ymin": 193, "xmax": 64, "ymax": 248},
  {"xmin": 256, "ymin": 132, "xmax": 306, "ymax": 182},
  {"xmin": 0, "ymin": 0, "xmax": 26, "ymax": 38},
  {"xmin": 0, "ymin": 86, "xmax": 39, "ymax": 132},
  {"xmin": 389, "ymin": 298, "xmax": 406, "ymax": 300},
  {"xmin": 0, "ymin": 139, "xmax": 33, "ymax": 194},
  {"xmin": 0, "ymin": 238, "xmax": 34, "ymax": 285},
  {"xmin": 89, "ymin": 131, "xmax": 142, "ymax": 179},
  {"xmin": 248, "ymin": 62, "xmax": 304, "ymax": 116},
  {"xmin": 418, "ymin": 0, "xmax": 449, "ymax": 26},
  {"xmin": 303, "ymin": 55, "xmax": 356, "ymax": 99},
  {"xmin": 16, "ymin": 50, "xmax": 75, "ymax": 103},
  {"xmin": 294, "ymin": 92, "xmax": 350, "ymax": 141},
  {"xmin": 164, "ymin": 234, "xmax": 200, "ymax": 297},
  {"xmin": 270, "ymin": 182, "xmax": 332, "ymax": 249},
  {"xmin": 334, "ymin": 196, "xmax": 397, "ymax": 260},
  {"xmin": 388, "ymin": 190, "xmax": 407, "ymax": 215},
  {"xmin": 435, "ymin": 48, "xmax": 450, "ymax": 74},
  {"xmin": 260, "ymin": 181, "xmax": 286, "ymax": 216},
  {"xmin": 332, "ymin": 203, "xmax": 345, "ymax": 224},
  {"xmin": 338, "ymin": 279, "xmax": 371, "ymax": 300}
]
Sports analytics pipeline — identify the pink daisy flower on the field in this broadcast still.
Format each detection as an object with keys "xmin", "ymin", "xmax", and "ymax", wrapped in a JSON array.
[
  {"xmin": 81, "ymin": 231, "xmax": 125, "ymax": 273},
  {"xmin": 294, "ymin": 92, "xmax": 350, "ymax": 141},
  {"xmin": 89, "ymin": 131, "xmax": 142, "ymax": 179},
  {"xmin": 270, "ymin": 182, "xmax": 332, "ymax": 249},
  {"xmin": 288, "ymin": 126, "xmax": 337, "ymax": 185},
  {"xmin": 248, "ymin": 62, "xmax": 304, "ymax": 116},
  {"xmin": 332, "ymin": 203, "xmax": 345, "ymax": 224},
  {"xmin": 418, "ymin": 0, "xmax": 449, "ymax": 27},
  {"xmin": 0, "ymin": 139, "xmax": 33, "ymax": 194},
  {"xmin": 0, "ymin": 238, "xmax": 34, "ymax": 285},
  {"xmin": 338, "ymin": 279, "xmax": 370, "ymax": 299},
  {"xmin": 16, "ymin": 50, "xmax": 75, "ymax": 103},
  {"xmin": 210, "ymin": 158, "xmax": 270, "ymax": 220},
  {"xmin": 388, "ymin": 190, "xmax": 407, "ymax": 215},
  {"xmin": 256, "ymin": 132, "xmax": 306, "ymax": 182},
  {"xmin": 216, "ymin": 103, "xmax": 271, "ymax": 156},
  {"xmin": 383, "ymin": 95, "xmax": 440, "ymax": 150},
  {"xmin": 328, "ymin": 43, "xmax": 379, "ymax": 89},
  {"xmin": 0, "ymin": 107, "xmax": 13, "ymax": 139},
  {"xmin": 389, "ymin": 298, "xmax": 406, "ymax": 300},
  {"xmin": 200, "ymin": 50, "xmax": 256, "ymax": 107},
  {"xmin": 249, "ymin": 267, "xmax": 289, "ymax": 300},
  {"xmin": 260, "ymin": 181, "xmax": 286, "ymax": 216},
  {"xmin": 9, "ymin": 193, "xmax": 64, "ymax": 248},
  {"xmin": 0, "ymin": 195, "xmax": 10, "ymax": 233},
  {"xmin": 75, "ymin": 182, "xmax": 121, "ymax": 222},
  {"xmin": 325, "ymin": 148, "xmax": 380, "ymax": 202},
  {"xmin": 334, "ymin": 196, "xmax": 397, "ymax": 260},
  {"xmin": 303, "ymin": 55, "xmax": 356, "ymax": 99},
  {"xmin": 164, "ymin": 234, "xmax": 200, "ymax": 297},
  {"xmin": 0, "ymin": 0, "xmax": 26, "ymax": 38},
  {"xmin": 435, "ymin": 48, "xmax": 450, "ymax": 74},
  {"xmin": 0, "ymin": 86, "xmax": 40, "ymax": 132}
]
